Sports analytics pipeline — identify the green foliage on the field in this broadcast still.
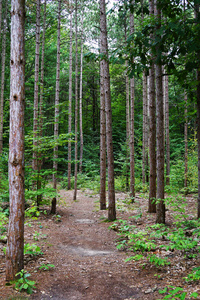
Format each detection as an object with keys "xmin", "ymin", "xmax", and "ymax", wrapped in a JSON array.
[
  {"xmin": 12, "ymin": 270, "xmax": 36, "ymax": 295},
  {"xmin": 39, "ymin": 263, "xmax": 55, "ymax": 271},
  {"xmin": 158, "ymin": 286, "xmax": 198, "ymax": 300},
  {"xmin": 24, "ymin": 243, "xmax": 43, "ymax": 256},
  {"xmin": 25, "ymin": 206, "xmax": 40, "ymax": 219},
  {"xmin": 147, "ymin": 254, "xmax": 170, "ymax": 267},
  {"xmin": 184, "ymin": 267, "xmax": 200, "ymax": 282}
]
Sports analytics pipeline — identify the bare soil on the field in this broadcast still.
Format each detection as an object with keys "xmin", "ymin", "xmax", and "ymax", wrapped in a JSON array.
[{"xmin": 0, "ymin": 189, "xmax": 200, "ymax": 299}]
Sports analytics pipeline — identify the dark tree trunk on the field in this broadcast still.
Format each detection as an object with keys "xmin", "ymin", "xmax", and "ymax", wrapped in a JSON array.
[
  {"xmin": 148, "ymin": 0, "xmax": 156, "ymax": 213},
  {"xmin": 155, "ymin": 2, "xmax": 165, "ymax": 224},
  {"xmin": 184, "ymin": 92, "xmax": 188, "ymax": 188},
  {"xmin": 100, "ymin": 0, "xmax": 116, "ymax": 220},
  {"xmin": 6, "ymin": 0, "xmax": 25, "ymax": 281},
  {"xmin": 165, "ymin": 75, "xmax": 170, "ymax": 185},
  {"xmin": 100, "ymin": 37, "xmax": 106, "ymax": 210},
  {"xmin": 130, "ymin": 1, "xmax": 135, "ymax": 201},
  {"xmin": 51, "ymin": 0, "xmax": 61, "ymax": 214}
]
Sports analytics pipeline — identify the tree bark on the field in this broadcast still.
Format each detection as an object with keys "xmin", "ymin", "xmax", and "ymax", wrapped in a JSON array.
[
  {"xmin": 195, "ymin": 4, "xmax": 200, "ymax": 218},
  {"xmin": 148, "ymin": 0, "xmax": 156, "ymax": 213},
  {"xmin": 0, "ymin": 0, "xmax": 8, "ymax": 154},
  {"xmin": 79, "ymin": 14, "xmax": 84, "ymax": 174},
  {"xmin": 6, "ymin": 0, "xmax": 25, "ymax": 281},
  {"xmin": 100, "ymin": 0, "xmax": 116, "ymax": 220},
  {"xmin": 68, "ymin": 10, "xmax": 73, "ymax": 190},
  {"xmin": 37, "ymin": 0, "xmax": 46, "ymax": 207},
  {"xmin": 51, "ymin": 0, "xmax": 61, "ymax": 214},
  {"xmin": 142, "ymin": 71, "xmax": 148, "ymax": 184},
  {"xmin": 130, "ymin": 1, "xmax": 135, "ymax": 202},
  {"xmin": 165, "ymin": 75, "xmax": 170, "ymax": 185},
  {"xmin": 155, "ymin": 2, "xmax": 165, "ymax": 224},
  {"xmin": 100, "ymin": 26, "xmax": 106, "ymax": 210},
  {"xmin": 32, "ymin": 0, "xmax": 40, "ymax": 182},
  {"xmin": 73, "ymin": 0, "xmax": 78, "ymax": 201},
  {"xmin": 184, "ymin": 91, "xmax": 188, "ymax": 188}
]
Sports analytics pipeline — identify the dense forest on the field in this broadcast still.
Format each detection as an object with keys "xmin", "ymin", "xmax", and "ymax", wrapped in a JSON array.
[{"xmin": 1, "ymin": 0, "xmax": 200, "ymax": 298}]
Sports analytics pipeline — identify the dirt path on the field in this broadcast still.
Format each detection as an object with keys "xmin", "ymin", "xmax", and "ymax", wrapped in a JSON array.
[{"xmin": 1, "ymin": 190, "xmax": 164, "ymax": 299}]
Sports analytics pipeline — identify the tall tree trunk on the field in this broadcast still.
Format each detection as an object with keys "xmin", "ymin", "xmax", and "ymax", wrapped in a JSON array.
[
  {"xmin": 0, "ymin": 0, "xmax": 7, "ymax": 154},
  {"xmin": 125, "ymin": 60, "xmax": 130, "ymax": 191},
  {"xmin": 32, "ymin": 0, "xmax": 40, "ymax": 186},
  {"xmin": 130, "ymin": 1, "xmax": 135, "ymax": 202},
  {"xmin": 100, "ymin": 35, "xmax": 106, "ymax": 210},
  {"xmin": 68, "ymin": 10, "xmax": 73, "ymax": 190},
  {"xmin": 155, "ymin": 2, "xmax": 165, "ymax": 224},
  {"xmin": 165, "ymin": 75, "xmax": 170, "ymax": 185},
  {"xmin": 125, "ymin": 15, "xmax": 130, "ymax": 192},
  {"xmin": 79, "ymin": 15, "xmax": 84, "ymax": 174},
  {"xmin": 0, "ymin": 0, "xmax": 2, "ymax": 43},
  {"xmin": 184, "ymin": 92, "xmax": 188, "ymax": 188},
  {"xmin": 100, "ymin": 0, "xmax": 116, "ymax": 220},
  {"xmin": 195, "ymin": 4, "xmax": 200, "ymax": 218},
  {"xmin": 148, "ymin": 0, "xmax": 156, "ymax": 213},
  {"xmin": 6, "ymin": 0, "xmax": 25, "ymax": 281},
  {"xmin": 73, "ymin": 0, "xmax": 78, "ymax": 201},
  {"xmin": 37, "ymin": 0, "xmax": 46, "ymax": 207},
  {"xmin": 142, "ymin": 71, "xmax": 148, "ymax": 184},
  {"xmin": 51, "ymin": 0, "xmax": 61, "ymax": 214}
]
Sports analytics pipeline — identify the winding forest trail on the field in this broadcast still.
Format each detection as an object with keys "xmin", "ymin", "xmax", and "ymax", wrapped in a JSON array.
[
  {"xmin": 1, "ymin": 189, "xmax": 164, "ymax": 299},
  {"xmin": 30, "ymin": 190, "xmax": 156, "ymax": 300}
]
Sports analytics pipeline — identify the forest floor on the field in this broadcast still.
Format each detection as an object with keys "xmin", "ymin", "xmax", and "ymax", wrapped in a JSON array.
[{"xmin": 0, "ymin": 189, "xmax": 200, "ymax": 299}]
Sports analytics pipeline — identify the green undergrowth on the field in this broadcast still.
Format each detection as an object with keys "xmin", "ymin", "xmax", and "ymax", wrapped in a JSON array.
[{"xmin": 109, "ymin": 194, "xmax": 200, "ymax": 299}]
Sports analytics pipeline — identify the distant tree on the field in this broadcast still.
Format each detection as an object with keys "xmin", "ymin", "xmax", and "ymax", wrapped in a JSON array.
[
  {"xmin": 68, "ymin": 6, "xmax": 73, "ymax": 190},
  {"xmin": 129, "ymin": 0, "xmax": 135, "ymax": 202},
  {"xmin": 165, "ymin": 75, "xmax": 170, "ymax": 185},
  {"xmin": 184, "ymin": 92, "xmax": 188, "ymax": 188},
  {"xmin": 51, "ymin": 0, "xmax": 61, "ymax": 214},
  {"xmin": 100, "ymin": 0, "xmax": 116, "ymax": 220},
  {"xmin": 142, "ymin": 72, "xmax": 148, "ymax": 184},
  {"xmin": 79, "ymin": 14, "xmax": 84, "ymax": 174},
  {"xmin": 32, "ymin": 0, "xmax": 40, "ymax": 183},
  {"xmin": 0, "ymin": 0, "xmax": 8, "ymax": 154},
  {"xmin": 73, "ymin": 0, "xmax": 78, "ymax": 201},
  {"xmin": 6, "ymin": 0, "xmax": 25, "ymax": 281},
  {"xmin": 37, "ymin": 0, "xmax": 46, "ymax": 206}
]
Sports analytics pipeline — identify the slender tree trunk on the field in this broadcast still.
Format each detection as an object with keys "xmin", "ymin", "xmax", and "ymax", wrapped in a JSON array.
[
  {"xmin": 51, "ymin": 0, "xmax": 61, "ymax": 213},
  {"xmin": 130, "ymin": 1, "xmax": 135, "ymax": 201},
  {"xmin": 195, "ymin": 4, "xmax": 200, "ymax": 218},
  {"xmin": 32, "ymin": 0, "xmax": 40, "ymax": 186},
  {"xmin": 0, "ymin": 0, "xmax": 2, "ymax": 43},
  {"xmin": 148, "ymin": 0, "xmax": 156, "ymax": 213},
  {"xmin": 155, "ymin": 2, "xmax": 165, "ymax": 224},
  {"xmin": 6, "ymin": 0, "xmax": 25, "ymax": 281},
  {"xmin": 73, "ymin": 0, "xmax": 78, "ymax": 201},
  {"xmin": 79, "ymin": 15, "xmax": 84, "ymax": 174},
  {"xmin": 100, "ymin": 0, "xmax": 116, "ymax": 220},
  {"xmin": 184, "ymin": 92, "xmax": 188, "ymax": 188},
  {"xmin": 37, "ymin": 0, "xmax": 46, "ymax": 207},
  {"xmin": 165, "ymin": 75, "xmax": 170, "ymax": 185},
  {"xmin": 0, "ymin": 0, "xmax": 7, "ymax": 154},
  {"xmin": 142, "ymin": 71, "xmax": 147, "ymax": 184},
  {"xmin": 125, "ymin": 60, "xmax": 130, "ymax": 191},
  {"xmin": 68, "ymin": 11, "xmax": 73, "ymax": 190},
  {"xmin": 100, "ymin": 35, "xmax": 106, "ymax": 210}
]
